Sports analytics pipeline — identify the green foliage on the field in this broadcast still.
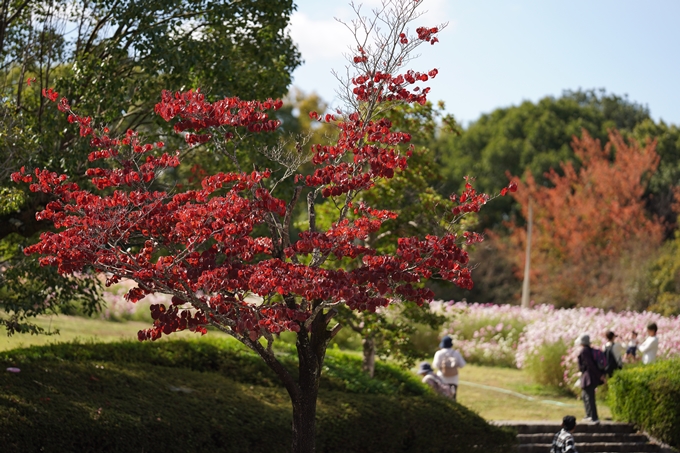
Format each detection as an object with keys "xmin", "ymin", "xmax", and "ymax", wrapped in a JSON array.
[
  {"xmin": 0, "ymin": 232, "xmax": 102, "ymax": 335},
  {"xmin": 0, "ymin": 187, "xmax": 25, "ymax": 215},
  {"xmin": 0, "ymin": 340, "xmax": 516, "ymax": 452},
  {"xmin": 322, "ymin": 353, "xmax": 426, "ymax": 396},
  {"xmin": 524, "ymin": 341, "xmax": 568, "ymax": 389},
  {"xmin": 314, "ymin": 392, "xmax": 516, "ymax": 453},
  {"xmin": 631, "ymin": 119, "xmax": 680, "ymax": 227},
  {"xmin": 642, "ymin": 228, "xmax": 680, "ymax": 316},
  {"xmin": 403, "ymin": 322, "xmax": 445, "ymax": 359},
  {"xmin": 608, "ymin": 359, "xmax": 680, "ymax": 447},
  {"xmin": 436, "ymin": 89, "xmax": 652, "ymax": 229}
]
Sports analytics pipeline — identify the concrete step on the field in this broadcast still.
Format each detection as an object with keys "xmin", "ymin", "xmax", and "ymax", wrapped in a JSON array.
[
  {"xmin": 494, "ymin": 421, "xmax": 637, "ymax": 434},
  {"xmin": 493, "ymin": 421, "xmax": 668, "ymax": 453},
  {"xmin": 518, "ymin": 442, "xmax": 660, "ymax": 453},
  {"xmin": 518, "ymin": 433, "xmax": 650, "ymax": 444}
]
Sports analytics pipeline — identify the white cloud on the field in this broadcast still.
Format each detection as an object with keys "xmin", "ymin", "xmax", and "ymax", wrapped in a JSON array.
[
  {"xmin": 290, "ymin": 0, "xmax": 452, "ymax": 64},
  {"xmin": 289, "ymin": 12, "xmax": 352, "ymax": 61}
]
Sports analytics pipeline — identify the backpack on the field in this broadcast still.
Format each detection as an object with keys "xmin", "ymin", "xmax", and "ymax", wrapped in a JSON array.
[
  {"xmin": 423, "ymin": 374, "xmax": 453, "ymax": 398},
  {"xmin": 604, "ymin": 345, "xmax": 622, "ymax": 375},
  {"xmin": 440, "ymin": 355, "xmax": 459, "ymax": 378},
  {"xmin": 592, "ymin": 348, "xmax": 607, "ymax": 372}
]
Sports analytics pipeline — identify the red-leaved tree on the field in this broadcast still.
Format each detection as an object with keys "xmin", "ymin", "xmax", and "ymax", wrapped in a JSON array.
[
  {"xmin": 11, "ymin": 1, "xmax": 512, "ymax": 451},
  {"xmin": 505, "ymin": 130, "xmax": 663, "ymax": 308}
]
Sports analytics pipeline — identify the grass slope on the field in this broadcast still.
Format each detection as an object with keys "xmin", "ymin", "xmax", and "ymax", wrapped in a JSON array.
[
  {"xmin": 0, "ymin": 338, "xmax": 515, "ymax": 453},
  {"xmin": 1, "ymin": 316, "xmax": 611, "ymax": 421}
]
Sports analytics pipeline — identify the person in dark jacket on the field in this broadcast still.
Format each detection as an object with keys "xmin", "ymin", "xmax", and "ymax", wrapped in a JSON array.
[{"xmin": 577, "ymin": 334, "xmax": 604, "ymax": 424}]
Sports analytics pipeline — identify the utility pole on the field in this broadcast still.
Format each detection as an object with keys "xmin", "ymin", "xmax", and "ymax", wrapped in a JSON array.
[{"xmin": 521, "ymin": 200, "xmax": 532, "ymax": 309}]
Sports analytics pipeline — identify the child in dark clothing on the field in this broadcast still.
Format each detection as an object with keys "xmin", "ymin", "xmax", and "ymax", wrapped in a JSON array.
[{"xmin": 551, "ymin": 415, "xmax": 578, "ymax": 453}]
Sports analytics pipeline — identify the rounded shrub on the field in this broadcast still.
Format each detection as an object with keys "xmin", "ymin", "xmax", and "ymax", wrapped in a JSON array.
[{"xmin": 608, "ymin": 358, "xmax": 680, "ymax": 447}]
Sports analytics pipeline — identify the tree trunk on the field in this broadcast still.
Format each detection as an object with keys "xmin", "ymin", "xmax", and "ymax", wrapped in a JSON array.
[
  {"xmin": 290, "ymin": 381, "xmax": 320, "ymax": 453},
  {"xmin": 521, "ymin": 199, "xmax": 533, "ymax": 309},
  {"xmin": 362, "ymin": 336, "xmax": 376, "ymax": 378},
  {"xmin": 287, "ymin": 301, "xmax": 335, "ymax": 453}
]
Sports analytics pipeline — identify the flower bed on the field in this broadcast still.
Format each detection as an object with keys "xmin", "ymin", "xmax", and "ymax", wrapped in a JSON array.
[
  {"xmin": 437, "ymin": 302, "xmax": 680, "ymax": 388},
  {"xmin": 434, "ymin": 301, "xmax": 545, "ymax": 367}
]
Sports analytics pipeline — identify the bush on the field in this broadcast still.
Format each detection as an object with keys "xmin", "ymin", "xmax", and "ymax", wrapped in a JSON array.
[
  {"xmin": 0, "ymin": 339, "xmax": 516, "ymax": 452},
  {"xmin": 524, "ymin": 340, "xmax": 568, "ymax": 389},
  {"xmin": 608, "ymin": 358, "xmax": 680, "ymax": 447}
]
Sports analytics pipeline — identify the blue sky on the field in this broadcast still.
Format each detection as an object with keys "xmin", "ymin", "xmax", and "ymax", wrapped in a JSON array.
[{"xmin": 289, "ymin": 0, "xmax": 680, "ymax": 126}]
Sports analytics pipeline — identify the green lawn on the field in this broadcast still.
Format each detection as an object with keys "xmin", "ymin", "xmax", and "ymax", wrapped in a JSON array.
[
  {"xmin": 0, "ymin": 315, "xmax": 227, "ymax": 351},
  {"xmin": 457, "ymin": 364, "xmax": 611, "ymax": 421},
  {"xmin": 1, "ymin": 315, "xmax": 609, "ymax": 422}
]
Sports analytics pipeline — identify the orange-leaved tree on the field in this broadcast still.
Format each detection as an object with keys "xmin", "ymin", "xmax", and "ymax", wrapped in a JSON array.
[{"xmin": 505, "ymin": 130, "xmax": 664, "ymax": 308}]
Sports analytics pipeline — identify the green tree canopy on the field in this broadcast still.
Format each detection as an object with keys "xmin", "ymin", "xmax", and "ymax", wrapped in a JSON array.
[
  {"xmin": 435, "ymin": 89, "xmax": 652, "ymax": 228},
  {"xmin": 632, "ymin": 120, "xmax": 680, "ymax": 228}
]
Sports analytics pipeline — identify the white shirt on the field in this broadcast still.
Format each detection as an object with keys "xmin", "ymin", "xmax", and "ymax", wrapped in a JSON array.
[
  {"xmin": 433, "ymin": 348, "xmax": 466, "ymax": 385},
  {"xmin": 638, "ymin": 335, "xmax": 659, "ymax": 364}
]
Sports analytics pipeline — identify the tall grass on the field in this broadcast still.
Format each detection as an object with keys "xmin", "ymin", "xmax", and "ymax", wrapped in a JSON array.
[{"xmin": 523, "ymin": 340, "xmax": 568, "ymax": 389}]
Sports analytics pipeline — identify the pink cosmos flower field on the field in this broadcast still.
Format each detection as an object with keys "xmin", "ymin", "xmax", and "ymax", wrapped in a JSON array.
[{"xmin": 437, "ymin": 302, "xmax": 680, "ymax": 387}]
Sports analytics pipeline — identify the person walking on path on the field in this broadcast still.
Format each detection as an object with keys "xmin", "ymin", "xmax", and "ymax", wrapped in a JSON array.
[
  {"xmin": 416, "ymin": 362, "xmax": 453, "ymax": 398},
  {"xmin": 604, "ymin": 331, "xmax": 623, "ymax": 378},
  {"xmin": 578, "ymin": 334, "xmax": 604, "ymax": 424},
  {"xmin": 638, "ymin": 322, "xmax": 659, "ymax": 365},
  {"xmin": 551, "ymin": 415, "xmax": 579, "ymax": 453},
  {"xmin": 433, "ymin": 335, "xmax": 466, "ymax": 400}
]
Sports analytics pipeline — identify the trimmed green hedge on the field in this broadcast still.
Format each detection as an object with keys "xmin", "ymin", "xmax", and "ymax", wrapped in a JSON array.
[
  {"xmin": 0, "ymin": 339, "xmax": 516, "ymax": 452},
  {"xmin": 608, "ymin": 358, "xmax": 680, "ymax": 447}
]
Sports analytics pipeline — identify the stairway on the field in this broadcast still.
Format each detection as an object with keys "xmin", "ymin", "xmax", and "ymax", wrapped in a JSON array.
[{"xmin": 493, "ymin": 421, "xmax": 671, "ymax": 453}]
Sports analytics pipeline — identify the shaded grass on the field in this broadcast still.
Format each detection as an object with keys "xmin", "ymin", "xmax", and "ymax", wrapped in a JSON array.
[
  {"xmin": 0, "ymin": 339, "xmax": 516, "ymax": 453},
  {"xmin": 1, "ymin": 359, "xmax": 293, "ymax": 452}
]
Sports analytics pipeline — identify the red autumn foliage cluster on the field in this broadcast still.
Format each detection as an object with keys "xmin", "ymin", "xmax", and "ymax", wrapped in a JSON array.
[
  {"xmin": 350, "ymin": 68, "xmax": 439, "ymax": 104},
  {"xmin": 12, "ymin": 85, "xmax": 512, "ymax": 345},
  {"xmin": 505, "ymin": 130, "xmax": 664, "ymax": 308}
]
